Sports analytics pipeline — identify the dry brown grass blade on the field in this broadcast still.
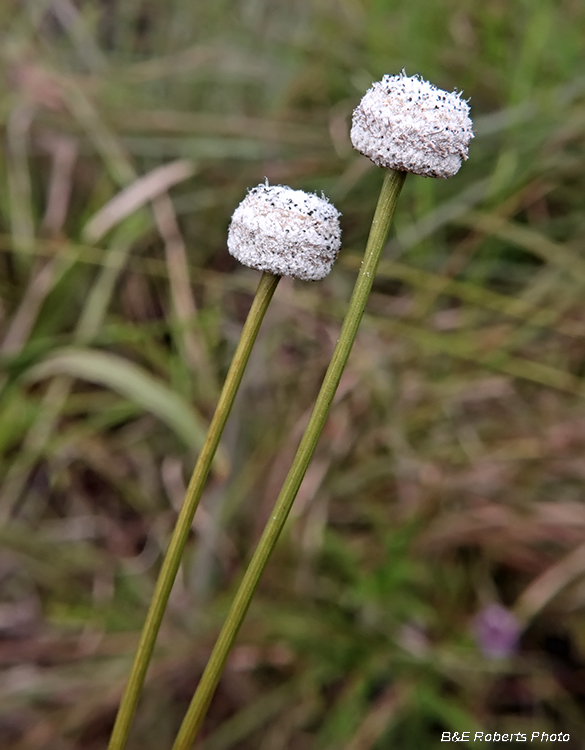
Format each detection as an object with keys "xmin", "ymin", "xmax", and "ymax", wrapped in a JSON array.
[
  {"xmin": 420, "ymin": 502, "xmax": 585, "ymax": 571},
  {"xmin": 38, "ymin": 130, "xmax": 78, "ymax": 237},
  {"xmin": 515, "ymin": 542, "xmax": 585, "ymax": 623},
  {"xmin": 70, "ymin": 88, "xmax": 207, "ymax": 376},
  {"xmin": 82, "ymin": 159, "xmax": 196, "ymax": 244}
]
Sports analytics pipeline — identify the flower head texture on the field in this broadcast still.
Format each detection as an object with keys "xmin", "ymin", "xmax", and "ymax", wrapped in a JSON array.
[
  {"xmin": 350, "ymin": 72, "xmax": 474, "ymax": 178},
  {"xmin": 227, "ymin": 184, "xmax": 342, "ymax": 281}
]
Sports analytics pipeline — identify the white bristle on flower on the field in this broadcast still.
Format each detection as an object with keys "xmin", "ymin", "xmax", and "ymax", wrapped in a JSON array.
[
  {"xmin": 350, "ymin": 72, "xmax": 474, "ymax": 178},
  {"xmin": 227, "ymin": 183, "xmax": 342, "ymax": 281}
]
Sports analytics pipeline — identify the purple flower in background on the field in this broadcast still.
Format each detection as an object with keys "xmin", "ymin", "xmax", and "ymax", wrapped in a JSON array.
[{"xmin": 474, "ymin": 604, "xmax": 521, "ymax": 659}]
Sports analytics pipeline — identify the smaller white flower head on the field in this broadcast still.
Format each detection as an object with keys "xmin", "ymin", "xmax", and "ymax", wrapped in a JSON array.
[
  {"xmin": 227, "ymin": 183, "xmax": 342, "ymax": 281},
  {"xmin": 351, "ymin": 72, "xmax": 474, "ymax": 178}
]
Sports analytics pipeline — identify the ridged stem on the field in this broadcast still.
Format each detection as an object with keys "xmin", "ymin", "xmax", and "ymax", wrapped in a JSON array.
[
  {"xmin": 108, "ymin": 271, "xmax": 281, "ymax": 750},
  {"xmin": 172, "ymin": 168, "xmax": 407, "ymax": 750}
]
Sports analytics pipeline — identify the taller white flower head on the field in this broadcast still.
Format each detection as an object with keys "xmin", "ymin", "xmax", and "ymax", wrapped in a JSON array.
[
  {"xmin": 228, "ymin": 183, "xmax": 342, "ymax": 281},
  {"xmin": 350, "ymin": 72, "xmax": 474, "ymax": 179}
]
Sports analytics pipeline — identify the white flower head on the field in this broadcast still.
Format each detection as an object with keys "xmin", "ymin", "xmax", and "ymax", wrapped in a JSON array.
[
  {"xmin": 227, "ymin": 183, "xmax": 342, "ymax": 281},
  {"xmin": 350, "ymin": 72, "xmax": 474, "ymax": 178}
]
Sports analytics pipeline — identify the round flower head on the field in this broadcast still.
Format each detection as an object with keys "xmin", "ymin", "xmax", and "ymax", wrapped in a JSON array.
[
  {"xmin": 350, "ymin": 72, "xmax": 474, "ymax": 178},
  {"xmin": 227, "ymin": 183, "xmax": 342, "ymax": 281}
]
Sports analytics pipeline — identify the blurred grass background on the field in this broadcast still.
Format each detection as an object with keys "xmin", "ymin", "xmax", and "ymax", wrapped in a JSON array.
[{"xmin": 1, "ymin": 0, "xmax": 585, "ymax": 748}]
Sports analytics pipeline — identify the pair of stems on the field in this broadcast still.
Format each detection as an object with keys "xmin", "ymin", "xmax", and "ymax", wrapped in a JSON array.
[
  {"xmin": 109, "ymin": 168, "xmax": 406, "ymax": 750},
  {"xmin": 107, "ymin": 272, "xmax": 280, "ymax": 750}
]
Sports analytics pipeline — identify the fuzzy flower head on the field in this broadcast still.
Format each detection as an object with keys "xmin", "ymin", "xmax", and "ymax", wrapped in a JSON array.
[
  {"xmin": 227, "ymin": 183, "xmax": 342, "ymax": 281},
  {"xmin": 350, "ymin": 72, "xmax": 474, "ymax": 179}
]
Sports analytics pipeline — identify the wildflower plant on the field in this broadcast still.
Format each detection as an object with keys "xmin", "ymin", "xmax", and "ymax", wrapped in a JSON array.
[
  {"xmin": 108, "ymin": 185, "xmax": 341, "ymax": 750},
  {"xmin": 170, "ymin": 72, "xmax": 474, "ymax": 750}
]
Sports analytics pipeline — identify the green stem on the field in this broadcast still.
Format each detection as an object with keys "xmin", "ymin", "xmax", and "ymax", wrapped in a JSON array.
[
  {"xmin": 108, "ymin": 271, "xmax": 280, "ymax": 750},
  {"xmin": 172, "ymin": 168, "xmax": 406, "ymax": 750}
]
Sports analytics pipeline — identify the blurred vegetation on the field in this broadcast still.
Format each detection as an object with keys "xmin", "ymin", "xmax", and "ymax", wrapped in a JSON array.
[{"xmin": 1, "ymin": 0, "xmax": 585, "ymax": 748}]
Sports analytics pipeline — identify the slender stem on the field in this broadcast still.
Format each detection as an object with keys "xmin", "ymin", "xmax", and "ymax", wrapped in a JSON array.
[
  {"xmin": 108, "ymin": 271, "xmax": 281, "ymax": 750},
  {"xmin": 172, "ymin": 169, "xmax": 406, "ymax": 750}
]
